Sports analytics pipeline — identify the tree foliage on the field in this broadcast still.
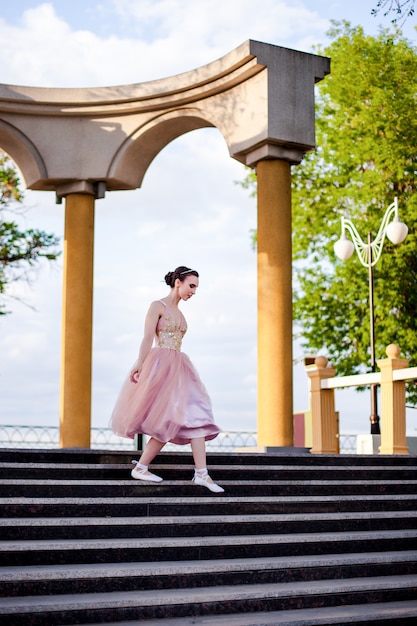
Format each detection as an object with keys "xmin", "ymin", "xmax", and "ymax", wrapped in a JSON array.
[
  {"xmin": 241, "ymin": 23, "xmax": 417, "ymax": 401},
  {"xmin": 372, "ymin": 1, "xmax": 415, "ymax": 25},
  {"xmin": 0, "ymin": 152, "xmax": 60, "ymax": 315}
]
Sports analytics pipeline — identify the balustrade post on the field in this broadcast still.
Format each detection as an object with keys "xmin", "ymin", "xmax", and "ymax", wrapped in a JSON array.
[
  {"xmin": 306, "ymin": 357, "xmax": 339, "ymax": 454},
  {"xmin": 377, "ymin": 344, "xmax": 409, "ymax": 455}
]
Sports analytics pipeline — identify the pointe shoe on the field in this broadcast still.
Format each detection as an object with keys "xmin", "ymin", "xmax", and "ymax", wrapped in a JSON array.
[
  {"xmin": 131, "ymin": 462, "xmax": 163, "ymax": 482},
  {"xmin": 193, "ymin": 472, "xmax": 224, "ymax": 493}
]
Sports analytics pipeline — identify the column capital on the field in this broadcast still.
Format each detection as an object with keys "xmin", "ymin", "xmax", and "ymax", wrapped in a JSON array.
[
  {"xmin": 244, "ymin": 143, "xmax": 308, "ymax": 167},
  {"xmin": 55, "ymin": 181, "xmax": 106, "ymax": 203}
]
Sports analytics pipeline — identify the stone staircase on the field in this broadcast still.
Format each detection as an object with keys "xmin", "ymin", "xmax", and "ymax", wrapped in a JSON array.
[{"xmin": 0, "ymin": 447, "xmax": 417, "ymax": 625}]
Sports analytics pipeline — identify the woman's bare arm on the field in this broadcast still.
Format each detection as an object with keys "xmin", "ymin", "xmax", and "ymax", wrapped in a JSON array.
[{"xmin": 130, "ymin": 301, "xmax": 164, "ymax": 382}]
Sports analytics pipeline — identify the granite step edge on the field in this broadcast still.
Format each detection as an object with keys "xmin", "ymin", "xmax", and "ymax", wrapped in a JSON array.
[
  {"xmin": 1, "ymin": 510, "xmax": 416, "ymax": 528},
  {"xmin": 0, "ymin": 574, "xmax": 416, "ymax": 613},
  {"xmin": 2, "ymin": 529, "xmax": 417, "ymax": 552},
  {"xmin": 1, "ymin": 550, "xmax": 417, "ymax": 581},
  {"xmin": 79, "ymin": 599, "xmax": 417, "ymax": 626}
]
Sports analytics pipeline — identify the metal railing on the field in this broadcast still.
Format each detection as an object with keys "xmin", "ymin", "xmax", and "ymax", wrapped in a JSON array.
[
  {"xmin": 0, "ymin": 425, "xmax": 131, "ymax": 450},
  {"xmin": 0, "ymin": 425, "xmax": 357, "ymax": 453}
]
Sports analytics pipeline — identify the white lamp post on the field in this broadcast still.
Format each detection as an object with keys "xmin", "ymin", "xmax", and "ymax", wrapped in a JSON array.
[{"xmin": 334, "ymin": 197, "xmax": 408, "ymax": 434}]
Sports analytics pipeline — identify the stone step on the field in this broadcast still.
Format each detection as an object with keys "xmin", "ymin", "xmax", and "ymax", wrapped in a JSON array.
[
  {"xmin": 6, "ymin": 478, "xmax": 416, "ymax": 498},
  {"xmin": 2, "ymin": 448, "xmax": 417, "ymax": 466},
  {"xmin": 2, "ymin": 494, "xmax": 416, "ymax": 517},
  {"xmin": 1, "ymin": 449, "xmax": 416, "ymax": 624},
  {"xmin": 0, "ymin": 575, "xmax": 416, "ymax": 625},
  {"xmin": 1, "ymin": 511, "xmax": 416, "ymax": 541},
  {"xmin": 0, "ymin": 470, "xmax": 417, "ymax": 498},
  {"xmin": 1, "ymin": 529, "xmax": 416, "ymax": 567},
  {"xmin": 1, "ymin": 551, "xmax": 416, "ymax": 598},
  {"xmin": 79, "ymin": 600, "xmax": 417, "ymax": 625},
  {"xmin": 2, "ymin": 462, "xmax": 417, "ymax": 482}
]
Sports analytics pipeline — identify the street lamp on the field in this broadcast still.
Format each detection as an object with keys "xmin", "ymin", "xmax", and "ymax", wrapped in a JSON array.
[{"xmin": 334, "ymin": 198, "xmax": 408, "ymax": 434}]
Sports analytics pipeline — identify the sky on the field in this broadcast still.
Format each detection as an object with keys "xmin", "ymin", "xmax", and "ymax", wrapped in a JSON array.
[{"xmin": 0, "ymin": 0, "xmax": 416, "ymax": 441}]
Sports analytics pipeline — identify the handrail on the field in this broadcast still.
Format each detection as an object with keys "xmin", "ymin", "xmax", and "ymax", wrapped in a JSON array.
[
  {"xmin": 321, "ymin": 372, "xmax": 380, "ymax": 390},
  {"xmin": 393, "ymin": 366, "xmax": 417, "ymax": 382},
  {"xmin": 305, "ymin": 344, "xmax": 413, "ymax": 455},
  {"xmin": 320, "ymin": 367, "xmax": 417, "ymax": 390}
]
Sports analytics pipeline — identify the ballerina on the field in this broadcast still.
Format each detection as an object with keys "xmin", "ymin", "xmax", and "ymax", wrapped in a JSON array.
[{"xmin": 109, "ymin": 266, "xmax": 224, "ymax": 493}]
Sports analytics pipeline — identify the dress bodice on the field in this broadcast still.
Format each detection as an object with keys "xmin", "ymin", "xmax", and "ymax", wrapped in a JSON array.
[{"xmin": 155, "ymin": 303, "xmax": 187, "ymax": 351}]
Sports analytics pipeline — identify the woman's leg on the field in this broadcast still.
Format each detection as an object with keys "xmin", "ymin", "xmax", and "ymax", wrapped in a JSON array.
[
  {"xmin": 190, "ymin": 436, "xmax": 207, "ymax": 470},
  {"xmin": 191, "ymin": 437, "xmax": 224, "ymax": 493},
  {"xmin": 131, "ymin": 437, "xmax": 165, "ymax": 482},
  {"xmin": 138, "ymin": 437, "xmax": 165, "ymax": 466}
]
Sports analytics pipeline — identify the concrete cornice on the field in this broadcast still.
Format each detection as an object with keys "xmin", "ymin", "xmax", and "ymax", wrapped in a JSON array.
[{"xmin": 0, "ymin": 40, "xmax": 263, "ymax": 116}]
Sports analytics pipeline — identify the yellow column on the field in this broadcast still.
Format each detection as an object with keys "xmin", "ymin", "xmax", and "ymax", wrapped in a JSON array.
[
  {"xmin": 256, "ymin": 159, "xmax": 293, "ymax": 447},
  {"xmin": 60, "ymin": 193, "xmax": 95, "ymax": 448},
  {"xmin": 377, "ymin": 344, "xmax": 409, "ymax": 455}
]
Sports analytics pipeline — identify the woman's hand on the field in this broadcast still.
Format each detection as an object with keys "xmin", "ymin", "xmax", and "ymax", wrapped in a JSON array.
[{"xmin": 130, "ymin": 368, "xmax": 140, "ymax": 383}]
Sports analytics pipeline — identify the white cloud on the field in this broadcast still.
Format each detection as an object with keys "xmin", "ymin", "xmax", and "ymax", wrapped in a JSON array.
[
  {"xmin": 108, "ymin": 0, "xmax": 328, "ymax": 48},
  {"xmin": 0, "ymin": 0, "xmax": 329, "ymax": 88}
]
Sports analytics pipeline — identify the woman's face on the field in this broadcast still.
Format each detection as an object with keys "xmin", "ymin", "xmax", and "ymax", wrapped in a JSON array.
[{"xmin": 177, "ymin": 274, "xmax": 199, "ymax": 300}]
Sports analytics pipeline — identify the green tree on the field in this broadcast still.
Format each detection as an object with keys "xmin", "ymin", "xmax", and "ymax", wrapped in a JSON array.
[
  {"xmin": 372, "ymin": 1, "xmax": 415, "ymax": 25},
  {"xmin": 242, "ymin": 23, "xmax": 417, "ymax": 401},
  {"xmin": 0, "ymin": 152, "xmax": 60, "ymax": 315}
]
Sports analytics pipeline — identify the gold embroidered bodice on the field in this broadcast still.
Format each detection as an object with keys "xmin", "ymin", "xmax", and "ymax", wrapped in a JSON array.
[{"xmin": 155, "ymin": 304, "xmax": 187, "ymax": 352}]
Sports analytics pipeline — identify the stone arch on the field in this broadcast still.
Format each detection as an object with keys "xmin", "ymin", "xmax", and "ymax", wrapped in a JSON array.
[
  {"xmin": 0, "ymin": 120, "xmax": 47, "ymax": 188},
  {"xmin": 108, "ymin": 108, "xmax": 217, "ymax": 190}
]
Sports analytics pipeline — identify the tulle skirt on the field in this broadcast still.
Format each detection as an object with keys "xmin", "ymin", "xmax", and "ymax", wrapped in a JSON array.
[{"xmin": 109, "ymin": 347, "xmax": 221, "ymax": 445}]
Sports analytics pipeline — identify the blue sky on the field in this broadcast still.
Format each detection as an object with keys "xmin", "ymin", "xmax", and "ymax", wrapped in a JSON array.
[{"xmin": 0, "ymin": 1, "xmax": 416, "ymax": 439}]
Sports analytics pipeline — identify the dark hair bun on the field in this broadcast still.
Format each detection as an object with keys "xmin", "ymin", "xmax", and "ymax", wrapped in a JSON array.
[
  {"xmin": 164, "ymin": 266, "xmax": 199, "ymax": 288},
  {"xmin": 164, "ymin": 271, "xmax": 174, "ymax": 286}
]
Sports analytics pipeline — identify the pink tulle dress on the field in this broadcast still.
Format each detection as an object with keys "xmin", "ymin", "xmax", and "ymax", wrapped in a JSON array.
[{"xmin": 109, "ymin": 301, "xmax": 221, "ymax": 445}]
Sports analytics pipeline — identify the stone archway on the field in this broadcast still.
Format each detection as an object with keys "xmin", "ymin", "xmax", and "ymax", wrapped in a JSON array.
[{"xmin": 0, "ymin": 39, "xmax": 329, "ymax": 448}]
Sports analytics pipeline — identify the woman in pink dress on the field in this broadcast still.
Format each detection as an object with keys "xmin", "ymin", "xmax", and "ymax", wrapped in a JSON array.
[{"xmin": 110, "ymin": 266, "xmax": 224, "ymax": 493}]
